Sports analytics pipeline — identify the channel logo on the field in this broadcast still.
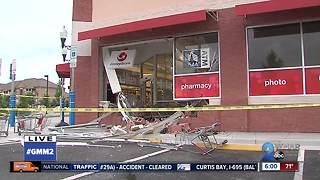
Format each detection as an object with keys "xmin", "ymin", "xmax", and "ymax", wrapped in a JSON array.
[
  {"xmin": 177, "ymin": 164, "xmax": 191, "ymax": 171},
  {"xmin": 262, "ymin": 142, "xmax": 285, "ymax": 161}
]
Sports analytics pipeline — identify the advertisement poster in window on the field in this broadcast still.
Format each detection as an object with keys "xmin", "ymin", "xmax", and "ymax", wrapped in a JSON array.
[
  {"xmin": 305, "ymin": 67, "xmax": 320, "ymax": 94},
  {"xmin": 184, "ymin": 48, "xmax": 210, "ymax": 69},
  {"xmin": 249, "ymin": 69, "xmax": 303, "ymax": 96},
  {"xmin": 175, "ymin": 73, "xmax": 219, "ymax": 99}
]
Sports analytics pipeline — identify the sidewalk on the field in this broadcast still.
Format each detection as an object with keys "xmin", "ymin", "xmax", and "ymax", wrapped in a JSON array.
[
  {"xmin": 2, "ymin": 115, "xmax": 320, "ymax": 151},
  {"xmin": 141, "ymin": 132, "xmax": 320, "ymax": 150}
]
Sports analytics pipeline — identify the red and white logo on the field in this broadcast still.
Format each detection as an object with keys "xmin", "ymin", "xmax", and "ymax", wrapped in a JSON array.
[
  {"xmin": 117, "ymin": 52, "xmax": 127, "ymax": 61},
  {"xmin": 107, "ymin": 50, "xmax": 136, "ymax": 69}
]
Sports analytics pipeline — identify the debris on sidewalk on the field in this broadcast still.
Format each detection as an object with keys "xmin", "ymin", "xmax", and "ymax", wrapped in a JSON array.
[
  {"xmin": 189, "ymin": 123, "xmax": 228, "ymax": 155},
  {"xmin": 110, "ymin": 125, "xmax": 127, "ymax": 135}
]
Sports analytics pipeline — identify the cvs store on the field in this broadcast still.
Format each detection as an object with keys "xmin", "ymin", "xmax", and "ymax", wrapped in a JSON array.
[{"xmin": 71, "ymin": 0, "xmax": 320, "ymax": 132}]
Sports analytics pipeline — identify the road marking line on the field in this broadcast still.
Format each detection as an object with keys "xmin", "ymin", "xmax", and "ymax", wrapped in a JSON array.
[
  {"xmin": 61, "ymin": 148, "xmax": 171, "ymax": 180},
  {"xmin": 294, "ymin": 147, "xmax": 306, "ymax": 180},
  {"xmin": 0, "ymin": 141, "xmax": 20, "ymax": 146},
  {"xmin": 122, "ymin": 149, "xmax": 170, "ymax": 163},
  {"xmin": 294, "ymin": 146, "xmax": 320, "ymax": 180}
]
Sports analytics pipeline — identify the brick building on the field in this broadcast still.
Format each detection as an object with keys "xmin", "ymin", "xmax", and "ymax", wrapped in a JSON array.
[
  {"xmin": 71, "ymin": 0, "xmax": 320, "ymax": 132},
  {"xmin": 0, "ymin": 78, "xmax": 58, "ymax": 97}
]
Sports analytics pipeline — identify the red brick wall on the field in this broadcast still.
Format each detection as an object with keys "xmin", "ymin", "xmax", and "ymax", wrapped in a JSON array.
[
  {"xmin": 73, "ymin": 0, "xmax": 94, "ymax": 124},
  {"xmin": 74, "ymin": 39, "xmax": 101, "ymax": 124},
  {"xmin": 248, "ymin": 108, "xmax": 320, "ymax": 132},
  {"xmin": 74, "ymin": 56, "xmax": 95, "ymax": 124},
  {"xmin": 218, "ymin": 8, "xmax": 249, "ymax": 131},
  {"xmin": 72, "ymin": 0, "xmax": 92, "ymax": 22}
]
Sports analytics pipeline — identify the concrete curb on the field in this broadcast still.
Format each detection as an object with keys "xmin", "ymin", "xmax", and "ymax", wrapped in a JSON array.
[
  {"xmin": 136, "ymin": 136, "xmax": 263, "ymax": 151},
  {"xmin": 139, "ymin": 132, "xmax": 320, "ymax": 151}
]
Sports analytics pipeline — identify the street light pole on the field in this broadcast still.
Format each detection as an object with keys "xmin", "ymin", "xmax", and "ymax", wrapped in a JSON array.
[
  {"xmin": 55, "ymin": 26, "xmax": 70, "ymax": 127},
  {"xmin": 58, "ymin": 25, "xmax": 76, "ymax": 126},
  {"xmin": 44, "ymin": 75, "xmax": 48, "ymax": 97}
]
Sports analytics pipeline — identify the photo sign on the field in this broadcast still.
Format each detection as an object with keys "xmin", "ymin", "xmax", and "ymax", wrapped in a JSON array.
[{"xmin": 249, "ymin": 69, "xmax": 303, "ymax": 96}]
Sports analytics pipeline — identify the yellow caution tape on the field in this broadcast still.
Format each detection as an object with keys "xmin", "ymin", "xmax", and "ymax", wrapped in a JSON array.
[
  {"xmin": 0, "ymin": 93, "xmax": 59, "ymax": 99},
  {"xmin": 0, "ymin": 103, "xmax": 320, "ymax": 112}
]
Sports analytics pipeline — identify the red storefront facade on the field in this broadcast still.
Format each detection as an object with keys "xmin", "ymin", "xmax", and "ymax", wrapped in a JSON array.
[{"xmin": 72, "ymin": 0, "xmax": 320, "ymax": 132}]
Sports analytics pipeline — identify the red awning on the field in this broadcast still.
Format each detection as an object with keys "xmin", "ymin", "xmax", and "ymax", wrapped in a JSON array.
[
  {"xmin": 78, "ymin": 10, "xmax": 207, "ymax": 41},
  {"xmin": 235, "ymin": 0, "xmax": 320, "ymax": 16},
  {"xmin": 56, "ymin": 63, "xmax": 70, "ymax": 78}
]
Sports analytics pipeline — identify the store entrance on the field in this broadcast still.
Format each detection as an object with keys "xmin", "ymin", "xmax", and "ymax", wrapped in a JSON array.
[
  {"xmin": 105, "ymin": 39, "xmax": 173, "ymax": 108},
  {"xmin": 140, "ymin": 54, "xmax": 173, "ymax": 107}
]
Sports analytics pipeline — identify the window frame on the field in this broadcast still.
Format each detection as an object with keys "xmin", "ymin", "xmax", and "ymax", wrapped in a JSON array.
[
  {"xmin": 173, "ymin": 31, "xmax": 221, "ymax": 101},
  {"xmin": 246, "ymin": 20, "xmax": 320, "ymax": 104}
]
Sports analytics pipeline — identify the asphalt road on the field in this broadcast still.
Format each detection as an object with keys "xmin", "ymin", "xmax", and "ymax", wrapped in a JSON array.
[
  {"xmin": 303, "ymin": 150, "xmax": 320, "ymax": 180},
  {"xmin": 0, "ymin": 141, "xmax": 302, "ymax": 180}
]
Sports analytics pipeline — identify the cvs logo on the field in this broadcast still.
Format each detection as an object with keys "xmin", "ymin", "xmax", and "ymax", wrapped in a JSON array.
[{"xmin": 117, "ymin": 52, "xmax": 127, "ymax": 61}]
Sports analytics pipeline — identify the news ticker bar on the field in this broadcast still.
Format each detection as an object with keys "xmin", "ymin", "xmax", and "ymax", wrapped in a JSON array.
[{"xmin": 10, "ymin": 162, "xmax": 300, "ymax": 172}]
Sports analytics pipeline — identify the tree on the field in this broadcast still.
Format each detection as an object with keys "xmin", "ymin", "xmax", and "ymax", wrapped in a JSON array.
[
  {"xmin": 0, "ymin": 94, "xmax": 9, "ymax": 108},
  {"xmin": 55, "ymin": 80, "xmax": 62, "ymax": 98},
  {"xmin": 53, "ymin": 80, "xmax": 63, "ymax": 107},
  {"xmin": 40, "ymin": 97, "xmax": 49, "ymax": 107},
  {"xmin": 50, "ymin": 99, "xmax": 59, "ymax": 107},
  {"xmin": 264, "ymin": 49, "xmax": 284, "ymax": 68},
  {"xmin": 18, "ymin": 92, "xmax": 34, "ymax": 108}
]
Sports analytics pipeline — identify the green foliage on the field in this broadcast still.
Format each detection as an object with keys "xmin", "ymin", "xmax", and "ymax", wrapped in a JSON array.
[
  {"xmin": 55, "ymin": 80, "xmax": 62, "ymax": 98},
  {"xmin": 18, "ymin": 92, "xmax": 34, "ymax": 108},
  {"xmin": 40, "ymin": 97, "xmax": 49, "ymax": 107},
  {"xmin": 0, "ymin": 95, "xmax": 9, "ymax": 108},
  {"xmin": 50, "ymin": 99, "xmax": 59, "ymax": 107}
]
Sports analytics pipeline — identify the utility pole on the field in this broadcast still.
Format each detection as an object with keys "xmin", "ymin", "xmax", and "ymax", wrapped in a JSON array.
[{"xmin": 9, "ymin": 59, "xmax": 16, "ymax": 127}]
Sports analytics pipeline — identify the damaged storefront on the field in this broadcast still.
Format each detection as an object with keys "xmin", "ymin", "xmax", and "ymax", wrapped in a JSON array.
[
  {"xmin": 72, "ymin": 0, "xmax": 320, "ymax": 132},
  {"xmin": 102, "ymin": 32, "xmax": 220, "ymax": 109}
]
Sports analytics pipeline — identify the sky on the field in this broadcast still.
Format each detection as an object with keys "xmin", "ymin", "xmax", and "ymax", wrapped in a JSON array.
[{"xmin": 0, "ymin": 0, "xmax": 73, "ymax": 86}]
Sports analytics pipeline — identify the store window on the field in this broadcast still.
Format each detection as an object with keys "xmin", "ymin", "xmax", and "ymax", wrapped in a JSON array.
[
  {"xmin": 247, "ymin": 21, "xmax": 320, "ymax": 97},
  {"xmin": 175, "ymin": 33, "xmax": 219, "ymax": 74},
  {"xmin": 303, "ymin": 21, "xmax": 320, "ymax": 94},
  {"xmin": 248, "ymin": 23, "xmax": 302, "ymax": 69},
  {"xmin": 174, "ymin": 33, "xmax": 220, "ymax": 99},
  {"xmin": 303, "ymin": 21, "xmax": 320, "ymax": 66}
]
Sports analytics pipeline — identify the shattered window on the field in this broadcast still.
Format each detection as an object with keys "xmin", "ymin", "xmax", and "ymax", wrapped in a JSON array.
[{"xmin": 175, "ymin": 33, "xmax": 219, "ymax": 75}]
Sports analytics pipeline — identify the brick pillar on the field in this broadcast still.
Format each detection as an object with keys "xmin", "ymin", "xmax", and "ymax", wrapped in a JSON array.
[{"xmin": 218, "ymin": 8, "xmax": 248, "ymax": 131}]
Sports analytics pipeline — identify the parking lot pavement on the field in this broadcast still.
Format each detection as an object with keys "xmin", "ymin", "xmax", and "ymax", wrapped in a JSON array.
[
  {"xmin": 0, "ymin": 141, "xmax": 302, "ymax": 180},
  {"xmin": 303, "ymin": 150, "xmax": 320, "ymax": 180},
  {"xmin": 78, "ymin": 145, "xmax": 299, "ymax": 180},
  {"xmin": 0, "ymin": 142, "xmax": 160, "ymax": 180}
]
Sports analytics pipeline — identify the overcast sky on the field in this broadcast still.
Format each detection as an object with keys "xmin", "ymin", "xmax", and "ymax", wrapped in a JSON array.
[{"xmin": 0, "ymin": 0, "xmax": 73, "ymax": 85}]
